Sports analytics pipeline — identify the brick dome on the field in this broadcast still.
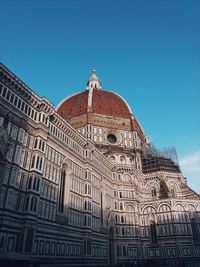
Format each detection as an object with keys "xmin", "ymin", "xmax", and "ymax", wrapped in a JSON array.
[{"xmin": 57, "ymin": 89, "xmax": 132, "ymax": 120}]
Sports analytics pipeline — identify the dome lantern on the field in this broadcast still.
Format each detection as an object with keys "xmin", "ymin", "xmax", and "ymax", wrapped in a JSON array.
[{"xmin": 86, "ymin": 69, "xmax": 102, "ymax": 90}]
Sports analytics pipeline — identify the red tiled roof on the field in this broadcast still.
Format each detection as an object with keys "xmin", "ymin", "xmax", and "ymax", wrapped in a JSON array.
[
  {"xmin": 57, "ymin": 89, "xmax": 131, "ymax": 119},
  {"xmin": 92, "ymin": 90, "xmax": 130, "ymax": 118},
  {"xmin": 57, "ymin": 91, "xmax": 89, "ymax": 118}
]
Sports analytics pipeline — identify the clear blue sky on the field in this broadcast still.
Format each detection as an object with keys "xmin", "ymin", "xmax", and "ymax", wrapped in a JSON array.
[{"xmin": 0, "ymin": 0, "xmax": 200, "ymax": 193}]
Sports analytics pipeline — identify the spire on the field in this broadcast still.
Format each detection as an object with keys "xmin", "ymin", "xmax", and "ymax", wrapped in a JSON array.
[{"xmin": 87, "ymin": 69, "xmax": 102, "ymax": 90}]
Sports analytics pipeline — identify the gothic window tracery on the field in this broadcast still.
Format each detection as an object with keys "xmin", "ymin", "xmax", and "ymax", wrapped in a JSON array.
[
  {"xmin": 151, "ymin": 187, "xmax": 157, "ymax": 200},
  {"xmin": 171, "ymin": 188, "xmax": 176, "ymax": 198},
  {"xmin": 123, "ymin": 174, "xmax": 131, "ymax": 183}
]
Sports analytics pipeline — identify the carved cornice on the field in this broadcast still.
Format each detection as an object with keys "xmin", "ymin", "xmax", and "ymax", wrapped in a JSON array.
[{"xmin": 0, "ymin": 64, "xmax": 54, "ymax": 113}]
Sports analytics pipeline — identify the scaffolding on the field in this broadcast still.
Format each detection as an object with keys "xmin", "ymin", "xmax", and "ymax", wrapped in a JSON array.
[
  {"xmin": 146, "ymin": 144, "xmax": 179, "ymax": 165},
  {"xmin": 142, "ymin": 144, "xmax": 180, "ymax": 174}
]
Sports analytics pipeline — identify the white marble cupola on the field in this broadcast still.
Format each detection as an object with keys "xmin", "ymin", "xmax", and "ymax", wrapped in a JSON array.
[{"xmin": 86, "ymin": 69, "xmax": 102, "ymax": 90}]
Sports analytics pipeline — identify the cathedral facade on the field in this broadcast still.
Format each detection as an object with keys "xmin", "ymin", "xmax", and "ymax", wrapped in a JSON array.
[{"xmin": 0, "ymin": 63, "xmax": 199, "ymax": 266}]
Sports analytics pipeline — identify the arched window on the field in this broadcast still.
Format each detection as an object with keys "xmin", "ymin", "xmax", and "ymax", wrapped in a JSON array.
[
  {"xmin": 42, "ymin": 141, "xmax": 45, "ymax": 151},
  {"xmin": 151, "ymin": 188, "xmax": 157, "ymax": 200},
  {"xmin": 171, "ymin": 188, "xmax": 176, "ymax": 198},
  {"xmin": 36, "ymin": 179, "xmax": 40, "ymax": 191},
  {"xmin": 34, "ymin": 139, "xmax": 38, "ymax": 149},
  {"xmin": 39, "ymin": 140, "xmax": 42, "ymax": 150},
  {"xmin": 58, "ymin": 169, "xmax": 66, "ymax": 213},
  {"xmin": 121, "ymin": 216, "xmax": 124, "ymax": 223},
  {"xmin": 150, "ymin": 221, "xmax": 158, "ymax": 244},
  {"xmin": 28, "ymin": 176, "xmax": 32, "ymax": 190},
  {"xmin": 31, "ymin": 155, "xmax": 35, "ymax": 168},
  {"xmin": 33, "ymin": 177, "xmax": 37, "ymax": 190},
  {"xmin": 120, "ymin": 156, "xmax": 126, "ymax": 164},
  {"xmin": 109, "ymin": 156, "xmax": 115, "ymax": 162},
  {"xmin": 36, "ymin": 156, "xmax": 40, "ymax": 169},
  {"xmin": 84, "ymin": 201, "xmax": 87, "ymax": 210},
  {"xmin": 126, "ymin": 205, "xmax": 134, "ymax": 212},
  {"xmin": 84, "ymin": 215, "xmax": 87, "ymax": 226},
  {"xmin": 39, "ymin": 158, "xmax": 43, "ymax": 170},
  {"xmin": 122, "ymin": 227, "xmax": 125, "ymax": 235},
  {"xmin": 123, "ymin": 174, "xmax": 131, "ymax": 182},
  {"xmin": 34, "ymin": 199, "xmax": 38, "ymax": 212},
  {"xmin": 88, "ymin": 185, "xmax": 91, "ymax": 195}
]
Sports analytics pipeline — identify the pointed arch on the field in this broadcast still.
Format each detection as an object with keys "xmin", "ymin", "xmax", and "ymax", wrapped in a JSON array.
[
  {"xmin": 145, "ymin": 181, "xmax": 160, "ymax": 190},
  {"xmin": 125, "ymin": 204, "xmax": 135, "ymax": 212},
  {"xmin": 158, "ymin": 203, "xmax": 171, "ymax": 212},
  {"xmin": 142, "ymin": 205, "xmax": 157, "ymax": 214},
  {"xmin": 186, "ymin": 203, "xmax": 196, "ymax": 212},
  {"xmin": 167, "ymin": 180, "xmax": 180, "ymax": 198},
  {"xmin": 174, "ymin": 202, "xmax": 185, "ymax": 212}
]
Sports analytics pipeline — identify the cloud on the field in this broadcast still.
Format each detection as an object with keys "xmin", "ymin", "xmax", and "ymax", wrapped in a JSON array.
[
  {"xmin": 179, "ymin": 151, "xmax": 200, "ymax": 173},
  {"xmin": 179, "ymin": 151, "xmax": 200, "ymax": 194}
]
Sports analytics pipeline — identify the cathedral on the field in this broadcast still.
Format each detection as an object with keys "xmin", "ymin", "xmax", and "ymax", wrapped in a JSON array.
[{"xmin": 0, "ymin": 63, "xmax": 199, "ymax": 267}]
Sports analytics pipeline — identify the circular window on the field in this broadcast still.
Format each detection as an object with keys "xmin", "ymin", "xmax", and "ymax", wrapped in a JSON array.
[
  {"xmin": 109, "ymin": 156, "xmax": 115, "ymax": 162},
  {"xmin": 107, "ymin": 134, "xmax": 117, "ymax": 144}
]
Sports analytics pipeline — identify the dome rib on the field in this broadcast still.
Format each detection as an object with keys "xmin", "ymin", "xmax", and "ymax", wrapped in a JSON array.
[
  {"xmin": 57, "ymin": 89, "xmax": 132, "ymax": 119},
  {"xmin": 92, "ymin": 90, "xmax": 131, "ymax": 118}
]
